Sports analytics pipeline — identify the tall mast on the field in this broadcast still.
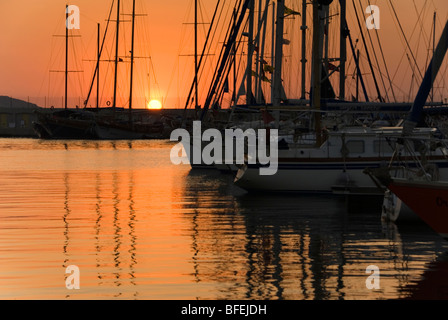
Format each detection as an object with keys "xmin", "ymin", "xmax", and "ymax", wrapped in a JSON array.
[
  {"xmin": 254, "ymin": 0, "xmax": 261, "ymax": 103},
  {"xmin": 256, "ymin": 0, "xmax": 269, "ymax": 103},
  {"xmin": 65, "ymin": 4, "xmax": 69, "ymax": 109},
  {"xmin": 432, "ymin": 11, "xmax": 436, "ymax": 103},
  {"xmin": 129, "ymin": 0, "xmax": 136, "ymax": 122},
  {"xmin": 270, "ymin": 1, "xmax": 275, "ymax": 103},
  {"xmin": 233, "ymin": 7, "xmax": 237, "ymax": 107},
  {"xmin": 246, "ymin": 0, "xmax": 255, "ymax": 105},
  {"xmin": 356, "ymin": 49, "xmax": 359, "ymax": 101},
  {"xmin": 272, "ymin": 0, "xmax": 285, "ymax": 106},
  {"xmin": 403, "ymin": 19, "xmax": 448, "ymax": 136},
  {"xmin": 113, "ymin": 0, "xmax": 120, "ymax": 110},
  {"xmin": 323, "ymin": 5, "xmax": 330, "ymax": 78},
  {"xmin": 300, "ymin": 0, "xmax": 307, "ymax": 99},
  {"xmin": 194, "ymin": 0, "xmax": 199, "ymax": 109},
  {"xmin": 339, "ymin": 0, "xmax": 346, "ymax": 101},
  {"xmin": 311, "ymin": 1, "xmax": 326, "ymax": 146},
  {"xmin": 97, "ymin": 23, "xmax": 100, "ymax": 109},
  {"xmin": 200, "ymin": 0, "xmax": 251, "ymax": 119}
]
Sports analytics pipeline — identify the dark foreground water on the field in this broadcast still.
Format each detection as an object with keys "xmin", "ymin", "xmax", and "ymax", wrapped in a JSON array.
[{"xmin": 1, "ymin": 138, "xmax": 448, "ymax": 300}]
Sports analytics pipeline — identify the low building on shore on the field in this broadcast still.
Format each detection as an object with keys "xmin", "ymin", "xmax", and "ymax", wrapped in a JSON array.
[{"xmin": 0, "ymin": 96, "xmax": 39, "ymax": 137}]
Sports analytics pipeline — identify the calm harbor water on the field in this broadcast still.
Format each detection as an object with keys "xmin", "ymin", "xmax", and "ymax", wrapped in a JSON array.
[{"xmin": 1, "ymin": 138, "xmax": 448, "ymax": 300}]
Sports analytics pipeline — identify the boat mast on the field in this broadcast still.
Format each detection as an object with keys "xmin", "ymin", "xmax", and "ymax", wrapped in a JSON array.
[
  {"xmin": 272, "ymin": 0, "xmax": 285, "ymax": 107},
  {"xmin": 339, "ymin": 0, "xmax": 346, "ymax": 101},
  {"xmin": 97, "ymin": 23, "xmax": 100, "ymax": 109},
  {"xmin": 129, "ymin": 0, "xmax": 136, "ymax": 123},
  {"xmin": 300, "ymin": 0, "xmax": 307, "ymax": 100},
  {"xmin": 65, "ymin": 4, "xmax": 69, "ymax": 110},
  {"xmin": 324, "ymin": 5, "xmax": 329, "ymax": 74},
  {"xmin": 403, "ymin": 19, "xmax": 448, "ymax": 136},
  {"xmin": 182, "ymin": 0, "xmax": 221, "ymax": 122},
  {"xmin": 311, "ymin": 1, "xmax": 327, "ymax": 146},
  {"xmin": 256, "ymin": 0, "xmax": 269, "ymax": 104},
  {"xmin": 200, "ymin": 0, "xmax": 251, "ymax": 120},
  {"xmin": 113, "ymin": 0, "xmax": 120, "ymax": 110},
  {"xmin": 254, "ymin": 0, "xmax": 261, "ymax": 103},
  {"xmin": 356, "ymin": 49, "xmax": 359, "ymax": 101},
  {"xmin": 270, "ymin": 1, "xmax": 275, "ymax": 103},
  {"xmin": 233, "ymin": 7, "xmax": 237, "ymax": 107},
  {"xmin": 194, "ymin": 0, "xmax": 199, "ymax": 109},
  {"xmin": 246, "ymin": 0, "xmax": 255, "ymax": 105},
  {"xmin": 432, "ymin": 11, "xmax": 436, "ymax": 103}
]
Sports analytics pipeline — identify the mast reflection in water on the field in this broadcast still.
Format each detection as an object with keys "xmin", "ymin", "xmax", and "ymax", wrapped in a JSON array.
[{"xmin": 0, "ymin": 138, "xmax": 447, "ymax": 300}]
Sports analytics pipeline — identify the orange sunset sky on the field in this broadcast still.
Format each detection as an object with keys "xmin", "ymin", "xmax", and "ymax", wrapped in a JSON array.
[{"xmin": 0, "ymin": 0, "xmax": 447, "ymax": 109}]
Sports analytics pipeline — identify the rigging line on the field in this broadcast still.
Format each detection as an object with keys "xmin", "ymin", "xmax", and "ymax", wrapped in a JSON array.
[
  {"xmin": 346, "ymin": 36, "xmax": 359, "ymax": 78},
  {"xmin": 70, "ymin": 32, "xmax": 86, "ymax": 101},
  {"xmin": 387, "ymin": 1, "xmax": 431, "ymax": 97},
  {"xmin": 388, "ymin": 0, "xmax": 424, "ymax": 81},
  {"xmin": 205, "ymin": 0, "xmax": 233, "ymax": 100},
  {"xmin": 352, "ymin": 0, "xmax": 383, "ymax": 102},
  {"xmin": 201, "ymin": 0, "xmax": 239, "ymax": 109},
  {"xmin": 215, "ymin": 19, "xmax": 247, "ymax": 107},
  {"xmin": 165, "ymin": 1, "xmax": 195, "ymax": 107},
  {"xmin": 408, "ymin": 1, "xmax": 427, "ymax": 88},
  {"xmin": 198, "ymin": 0, "xmax": 231, "ymax": 105},
  {"xmin": 361, "ymin": 0, "xmax": 389, "ymax": 102},
  {"xmin": 47, "ymin": 13, "xmax": 68, "ymax": 105},
  {"xmin": 84, "ymin": 0, "xmax": 116, "ymax": 107},
  {"xmin": 407, "ymin": 59, "xmax": 415, "ymax": 101},
  {"xmin": 198, "ymin": 0, "xmax": 210, "ymax": 40},
  {"xmin": 405, "ymin": 51, "xmax": 419, "ymax": 99},
  {"xmin": 213, "ymin": 8, "xmax": 249, "ymax": 108},
  {"xmin": 368, "ymin": 11, "xmax": 396, "ymax": 101},
  {"xmin": 428, "ymin": 10, "xmax": 448, "ymax": 101},
  {"xmin": 206, "ymin": 0, "xmax": 242, "ymax": 96},
  {"xmin": 389, "ymin": 49, "xmax": 412, "ymax": 100},
  {"xmin": 346, "ymin": 25, "xmax": 369, "ymax": 101},
  {"xmin": 182, "ymin": 0, "xmax": 224, "ymax": 113},
  {"xmin": 39, "ymin": 38, "xmax": 57, "ymax": 105},
  {"xmin": 440, "ymin": 45, "xmax": 448, "ymax": 100},
  {"xmin": 136, "ymin": 1, "xmax": 158, "ymax": 100},
  {"xmin": 199, "ymin": 0, "xmax": 225, "ymax": 84},
  {"xmin": 424, "ymin": 10, "xmax": 434, "ymax": 73},
  {"xmin": 234, "ymin": 27, "xmax": 247, "ymax": 103},
  {"xmin": 201, "ymin": 0, "xmax": 250, "ymax": 119},
  {"xmin": 149, "ymin": 57, "xmax": 161, "ymax": 98},
  {"xmin": 413, "ymin": 0, "xmax": 431, "ymax": 72}
]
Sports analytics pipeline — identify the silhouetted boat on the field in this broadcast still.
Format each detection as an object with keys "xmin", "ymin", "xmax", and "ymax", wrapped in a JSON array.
[
  {"xmin": 365, "ymin": 18, "xmax": 448, "ymax": 227},
  {"xmin": 234, "ymin": 5, "xmax": 448, "ymax": 195},
  {"xmin": 93, "ymin": 109, "xmax": 165, "ymax": 139},
  {"xmin": 33, "ymin": 109, "xmax": 97, "ymax": 139},
  {"xmin": 375, "ymin": 174, "xmax": 448, "ymax": 239},
  {"xmin": 34, "ymin": 1, "xmax": 167, "ymax": 140}
]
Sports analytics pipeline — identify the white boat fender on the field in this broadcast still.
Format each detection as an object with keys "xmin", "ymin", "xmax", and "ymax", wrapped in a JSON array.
[{"xmin": 381, "ymin": 190, "xmax": 402, "ymax": 222}]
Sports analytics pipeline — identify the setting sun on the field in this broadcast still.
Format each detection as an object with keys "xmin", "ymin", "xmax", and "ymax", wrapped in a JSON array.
[{"xmin": 147, "ymin": 99, "xmax": 162, "ymax": 110}]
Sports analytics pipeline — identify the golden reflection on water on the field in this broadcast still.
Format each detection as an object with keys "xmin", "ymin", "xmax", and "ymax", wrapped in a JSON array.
[{"xmin": 0, "ymin": 138, "xmax": 448, "ymax": 300}]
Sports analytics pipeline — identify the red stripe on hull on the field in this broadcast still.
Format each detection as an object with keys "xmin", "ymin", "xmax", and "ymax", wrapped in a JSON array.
[{"xmin": 389, "ymin": 180, "xmax": 448, "ymax": 235}]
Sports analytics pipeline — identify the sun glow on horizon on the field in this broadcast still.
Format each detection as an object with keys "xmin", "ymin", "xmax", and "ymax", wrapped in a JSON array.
[{"xmin": 147, "ymin": 99, "xmax": 162, "ymax": 110}]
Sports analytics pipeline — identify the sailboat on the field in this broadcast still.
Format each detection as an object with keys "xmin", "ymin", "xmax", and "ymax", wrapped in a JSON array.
[
  {"xmin": 232, "ymin": 0, "xmax": 448, "ymax": 195},
  {"xmin": 34, "ymin": 1, "xmax": 166, "ymax": 140},
  {"xmin": 366, "ymin": 18, "xmax": 448, "ymax": 237},
  {"xmin": 32, "ymin": 4, "xmax": 98, "ymax": 139},
  {"xmin": 33, "ymin": 108, "xmax": 97, "ymax": 139},
  {"xmin": 179, "ymin": 0, "xmax": 446, "ymax": 176},
  {"xmin": 91, "ymin": 0, "xmax": 165, "ymax": 140}
]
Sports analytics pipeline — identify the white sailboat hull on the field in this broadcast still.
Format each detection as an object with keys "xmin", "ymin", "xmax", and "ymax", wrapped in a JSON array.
[
  {"xmin": 234, "ymin": 126, "xmax": 448, "ymax": 194},
  {"xmin": 234, "ymin": 160, "xmax": 386, "ymax": 194},
  {"xmin": 234, "ymin": 158, "xmax": 448, "ymax": 194}
]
